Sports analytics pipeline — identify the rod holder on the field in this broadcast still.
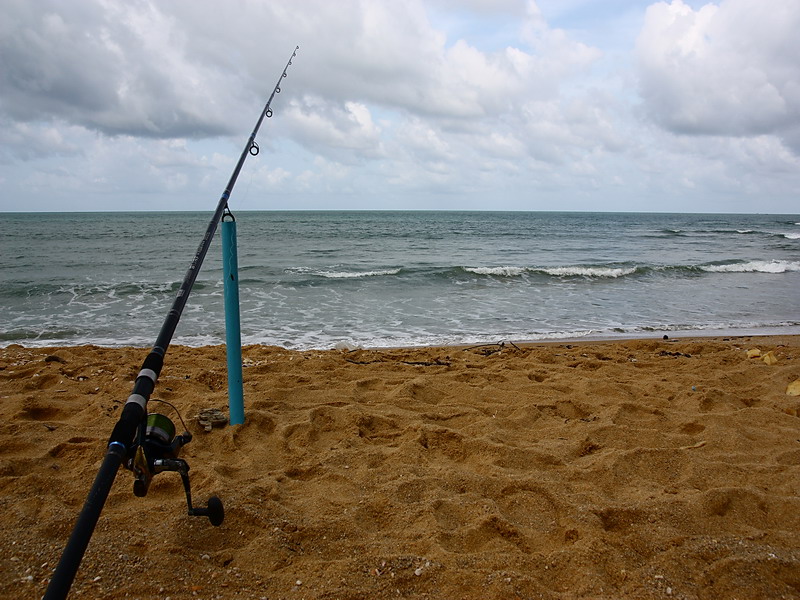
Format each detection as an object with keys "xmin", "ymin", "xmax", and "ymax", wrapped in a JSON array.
[{"xmin": 222, "ymin": 218, "xmax": 244, "ymax": 425}]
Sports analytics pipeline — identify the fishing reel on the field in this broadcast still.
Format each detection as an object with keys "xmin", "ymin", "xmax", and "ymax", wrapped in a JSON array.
[{"xmin": 125, "ymin": 409, "xmax": 224, "ymax": 527}]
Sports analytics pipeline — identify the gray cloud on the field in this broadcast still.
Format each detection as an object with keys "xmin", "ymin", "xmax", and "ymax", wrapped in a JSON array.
[
  {"xmin": 0, "ymin": 0, "xmax": 237, "ymax": 138},
  {"xmin": 1, "ymin": 0, "xmax": 798, "ymax": 213},
  {"xmin": 0, "ymin": 119, "xmax": 83, "ymax": 163},
  {"xmin": 636, "ymin": 0, "xmax": 800, "ymax": 150}
]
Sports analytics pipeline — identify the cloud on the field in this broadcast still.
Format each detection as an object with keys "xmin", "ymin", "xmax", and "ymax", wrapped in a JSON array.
[
  {"xmin": 0, "ymin": 120, "xmax": 83, "ymax": 163},
  {"xmin": 0, "ymin": 0, "xmax": 605, "ymax": 156},
  {"xmin": 0, "ymin": 0, "xmax": 237, "ymax": 138},
  {"xmin": 395, "ymin": 118, "xmax": 454, "ymax": 163},
  {"xmin": 285, "ymin": 97, "xmax": 384, "ymax": 162},
  {"xmin": 427, "ymin": 0, "xmax": 526, "ymax": 14},
  {"xmin": 2, "ymin": 0, "xmax": 798, "ymax": 213},
  {"xmin": 636, "ymin": 0, "xmax": 800, "ymax": 151}
]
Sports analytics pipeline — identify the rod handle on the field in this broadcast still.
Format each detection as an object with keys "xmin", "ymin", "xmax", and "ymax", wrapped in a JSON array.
[{"xmin": 43, "ymin": 446, "xmax": 125, "ymax": 600}]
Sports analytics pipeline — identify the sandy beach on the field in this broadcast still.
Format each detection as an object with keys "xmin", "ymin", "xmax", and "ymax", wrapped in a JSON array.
[{"xmin": 1, "ymin": 335, "xmax": 799, "ymax": 599}]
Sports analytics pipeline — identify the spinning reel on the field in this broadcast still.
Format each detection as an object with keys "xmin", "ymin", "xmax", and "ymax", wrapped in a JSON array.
[{"xmin": 124, "ymin": 404, "xmax": 224, "ymax": 527}]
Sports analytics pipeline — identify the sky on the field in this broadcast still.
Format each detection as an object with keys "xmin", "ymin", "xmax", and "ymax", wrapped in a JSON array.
[{"xmin": 1, "ymin": 0, "xmax": 799, "ymax": 213}]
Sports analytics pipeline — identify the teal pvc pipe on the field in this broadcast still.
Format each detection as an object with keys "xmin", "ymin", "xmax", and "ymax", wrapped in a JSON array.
[{"xmin": 221, "ymin": 219, "xmax": 244, "ymax": 425}]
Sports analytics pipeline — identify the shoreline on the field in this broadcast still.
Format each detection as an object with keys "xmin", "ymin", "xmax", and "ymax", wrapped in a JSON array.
[
  {"xmin": 4, "ymin": 323, "xmax": 800, "ymax": 353},
  {"xmin": 4, "ymin": 329, "xmax": 799, "ymax": 354},
  {"xmin": 374, "ymin": 330, "xmax": 800, "ymax": 352}
]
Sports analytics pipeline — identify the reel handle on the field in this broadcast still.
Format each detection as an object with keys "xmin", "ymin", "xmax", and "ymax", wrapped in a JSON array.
[{"xmin": 189, "ymin": 495, "xmax": 225, "ymax": 526}]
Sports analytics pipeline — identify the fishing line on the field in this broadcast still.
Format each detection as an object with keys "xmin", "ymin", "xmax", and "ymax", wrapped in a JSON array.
[{"xmin": 148, "ymin": 398, "xmax": 190, "ymax": 433}]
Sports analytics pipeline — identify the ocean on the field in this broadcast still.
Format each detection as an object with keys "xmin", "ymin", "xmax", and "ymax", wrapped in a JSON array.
[{"xmin": 1, "ymin": 211, "xmax": 799, "ymax": 349}]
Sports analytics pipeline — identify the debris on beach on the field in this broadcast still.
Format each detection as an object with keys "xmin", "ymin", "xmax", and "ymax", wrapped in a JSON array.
[
  {"xmin": 198, "ymin": 408, "xmax": 228, "ymax": 432},
  {"xmin": 762, "ymin": 350, "xmax": 778, "ymax": 365}
]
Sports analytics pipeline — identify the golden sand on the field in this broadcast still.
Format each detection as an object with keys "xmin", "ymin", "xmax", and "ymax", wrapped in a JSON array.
[{"xmin": 1, "ymin": 336, "xmax": 799, "ymax": 599}]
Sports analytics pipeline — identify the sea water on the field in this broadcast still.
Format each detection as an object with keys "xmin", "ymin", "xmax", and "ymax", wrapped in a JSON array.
[{"xmin": 1, "ymin": 211, "xmax": 798, "ymax": 349}]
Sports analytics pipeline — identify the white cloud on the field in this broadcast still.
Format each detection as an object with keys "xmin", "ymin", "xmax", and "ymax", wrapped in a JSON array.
[
  {"xmin": 396, "ymin": 118, "xmax": 454, "ymax": 162},
  {"xmin": 0, "ymin": 120, "xmax": 83, "ymax": 163},
  {"xmin": 636, "ymin": 0, "xmax": 800, "ymax": 149},
  {"xmin": 0, "ymin": 0, "xmax": 798, "ymax": 213},
  {"xmin": 285, "ymin": 97, "xmax": 384, "ymax": 162},
  {"xmin": 428, "ymin": 0, "xmax": 526, "ymax": 14}
]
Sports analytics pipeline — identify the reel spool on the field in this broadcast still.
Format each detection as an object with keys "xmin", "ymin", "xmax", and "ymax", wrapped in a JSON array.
[
  {"xmin": 145, "ymin": 412, "xmax": 175, "ymax": 444},
  {"xmin": 126, "ymin": 411, "xmax": 224, "ymax": 527}
]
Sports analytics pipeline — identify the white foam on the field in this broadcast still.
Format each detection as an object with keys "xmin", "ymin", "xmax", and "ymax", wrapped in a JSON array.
[
  {"xmin": 781, "ymin": 232, "xmax": 800, "ymax": 240},
  {"xmin": 316, "ymin": 268, "xmax": 401, "ymax": 278},
  {"xmin": 701, "ymin": 260, "xmax": 800, "ymax": 274},
  {"xmin": 333, "ymin": 341, "xmax": 363, "ymax": 351},
  {"xmin": 465, "ymin": 266, "xmax": 527, "ymax": 277},
  {"xmin": 541, "ymin": 266, "xmax": 637, "ymax": 278},
  {"xmin": 528, "ymin": 330, "xmax": 596, "ymax": 341},
  {"xmin": 465, "ymin": 265, "xmax": 636, "ymax": 278}
]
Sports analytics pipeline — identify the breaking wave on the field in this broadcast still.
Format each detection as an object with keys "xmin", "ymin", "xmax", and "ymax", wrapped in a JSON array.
[
  {"xmin": 699, "ymin": 260, "xmax": 800, "ymax": 274},
  {"xmin": 464, "ymin": 265, "xmax": 638, "ymax": 278},
  {"xmin": 289, "ymin": 267, "xmax": 403, "ymax": 279},
  {"xmin": 540, "ymin": 266, "xmax": 637, "ymax": 278},
  {"xmin": 463, "ymin": 266, "xmax": 529, "ymax": 277},
  {"xmin": 463, "ymin": 260, "xmax": 800, "ymax": 279}
]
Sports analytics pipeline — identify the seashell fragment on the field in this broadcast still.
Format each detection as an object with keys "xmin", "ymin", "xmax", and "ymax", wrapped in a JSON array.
[
  {"xmin": 762, "ymin": 351, "xmax": 778, "ymax": 365},
  {"xmin": 198, "ymin": 408, "xmax": 228, "ymax": 432}
]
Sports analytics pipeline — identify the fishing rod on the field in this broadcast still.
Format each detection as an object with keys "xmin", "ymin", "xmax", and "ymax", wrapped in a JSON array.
[{"xmin": 44, "ymin": 45, "xmax": 299, "ymax": 600}]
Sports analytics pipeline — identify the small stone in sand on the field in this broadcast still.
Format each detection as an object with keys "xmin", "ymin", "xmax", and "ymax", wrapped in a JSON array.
[
  {"xmin": 746, "ymin": 348, "xmax": 762, "ymax": 358},
  {"xmin": 787, "ymin": 380, "xmax": 800, "ymax": 396}
]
